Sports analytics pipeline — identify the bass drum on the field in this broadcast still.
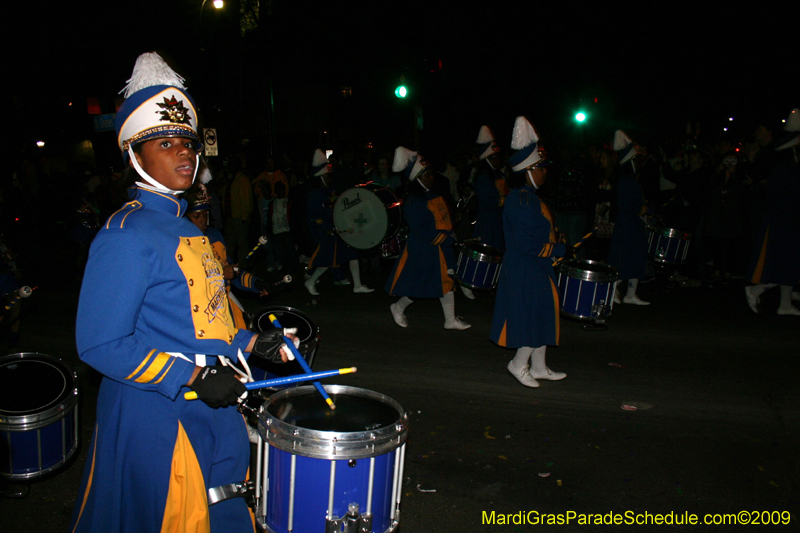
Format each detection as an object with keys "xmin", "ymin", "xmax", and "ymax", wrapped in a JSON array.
[
  {"xmin": 0, "ymin": 353, "xmax": 79, "ymax": 480},
  {"xmin": 333, "ymin": 184, "xmax": 402, "ymax": 250},
  {"xmin": 248, "ymin": 307, "xmax": 319, "ymax": 386}
]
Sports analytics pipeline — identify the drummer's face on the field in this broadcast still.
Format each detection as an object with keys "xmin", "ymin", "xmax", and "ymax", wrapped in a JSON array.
[
  {"xmin": 187, "ymin": 210, "xmax": 209, "ymax": 233},
  {"xmin": 526, "ymin": 166, "xmax": 546, "ymax": 188},
  {"xmin": 134, "ymin": 137, "xmax": 197, "ymax": 192},
  {"xmin": 418, "ymin": 167, "xmax": 435, "ymax": 189}
]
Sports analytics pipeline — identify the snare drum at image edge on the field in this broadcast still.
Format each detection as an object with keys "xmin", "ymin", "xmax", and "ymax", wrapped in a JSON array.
[{"xmin": 0, "ymin": 353, "xmax": 79, "ymax": 480}]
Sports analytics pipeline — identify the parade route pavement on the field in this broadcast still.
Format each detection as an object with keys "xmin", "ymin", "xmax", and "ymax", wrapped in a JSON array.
[{"xmin": 2, "ymin": 271, "xmax": 798, "ymax": 532}]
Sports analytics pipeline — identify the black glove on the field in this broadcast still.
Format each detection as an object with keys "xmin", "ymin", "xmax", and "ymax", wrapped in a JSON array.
[
  {"xmin": 251, "ymin": 328, "xmax": 289, "ymax": 363},
  {"xmin": 190, "ymin": 366, "xmax": 247, "ymax": 408},
  {"xmin": 562, "ymin": 244, "xmax": 574, "ymax": 261}
]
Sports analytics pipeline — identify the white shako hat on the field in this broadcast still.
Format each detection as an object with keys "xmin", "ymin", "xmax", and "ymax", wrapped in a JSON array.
[
  {"xmin": 507, "ymin": 116, "xmax": 541, "ymax": 172},
  {"xmin": 114, "ymin": 52, "xmax": 201, "ymax": 195},
  {"xmin": 115, "ymin": 52, "xmax": 200, "ymax": 156},
  {"xmin": 775, "ymin": 108, "xmax": 800, "ymax": 151},
  {"xmin": 613, "ymin": 130, "xmax": 637, "ymax": 165},
  {"xmin": 476, "ymin": 125, "xmax": 499, "ymax": 160},
  {"xmin": 392, "ymin": 146, "xmax": 428, "ymax": 181},
  {"xmin": 311, "ymin": 149, "xmax": 331, "ymax": 176}
]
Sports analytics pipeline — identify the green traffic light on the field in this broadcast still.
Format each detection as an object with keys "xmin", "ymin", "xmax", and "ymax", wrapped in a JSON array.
[
  {"xmin": 395, "ymin": 85, "xmax": 408, "ymax": 98},
  {"xmin": 575, "ymin": 112, "xmax": 586, "ymax": 122}
]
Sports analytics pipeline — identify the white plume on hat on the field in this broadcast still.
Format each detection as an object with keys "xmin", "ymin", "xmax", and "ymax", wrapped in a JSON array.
[
  {"xmin": 613, "ymin": 130, "xmax": 633, "ymax": 151},
  {"xmin": 613, "ymin": 130, "xmax": 638, "ymax": 165},
  {"xmin": 784, "ymin": 108, "xmax": 800, "ymax": 132},
  {"xmin": 312, "ymin": 149, "xmax": 330, "ymax": 176},
  {"xmin": 392, "ymin": 146, "xmax": 417, "ymax": 173},
  {"xmin": 510, "ymin": 117, "xmax": 539, "ymax": 150},
  {"xmin": 198, "ymin": 167, "xmax": 212, "ymax": 184},
  {"xmin": 476, "ymin": 125, "xmax": 495, "ymax": 144},
  {"xmin": 120, "ymin": 52, "xmax": 187, "ymax": 98}
]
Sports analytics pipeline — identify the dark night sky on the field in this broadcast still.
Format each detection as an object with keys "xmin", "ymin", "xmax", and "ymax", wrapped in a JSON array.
[{"xmin": 8, "ymin": 0, "xmax": 797, "ymax": 163}]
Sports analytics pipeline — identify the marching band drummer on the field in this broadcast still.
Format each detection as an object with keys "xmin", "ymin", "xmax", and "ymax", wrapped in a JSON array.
[
  {"xmin": 70, "ymin": 53, "xmax": 296, "ymax": 533},
  {"xmin": 304, "ymin": 149, "xmax": 374, "ymax": 296},
  {"xmin": 608, "ymin": 130, "xmax": 651, "ymax": 305},
  {"xmin": 744, "ymin": 108, "xmax": 800, "ymax": 316},
  {"xmin": 490, "ymin": 117, "xmax": 569, "ymax": 388},
  {"xmin": 387, "ymin": 147, "xmax": 471, "ymax": 330},
  {"xmin": 474, "ymin": 125, "xmax": 508, "ymax": 253}
]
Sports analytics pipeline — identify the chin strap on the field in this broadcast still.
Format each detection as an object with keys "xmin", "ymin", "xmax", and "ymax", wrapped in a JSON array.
[{"xmin": 128, "ymin": 145, "xmax": 199, "ymax": 196}]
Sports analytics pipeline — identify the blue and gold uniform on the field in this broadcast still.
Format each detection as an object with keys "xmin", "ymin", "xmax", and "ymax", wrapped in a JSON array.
[
  {"xmin": 747, "ymin": 158, "xmax": 800, "ymax": 285},
  {"xmin": 490, "ymin": 185, "xmax": 565, "ymax": 348},
  {"xmin": 70, "ymin": 188, "xmax": 256, "ymax": 533},
  {"xmin": 385, "ymin": 191, "xmax": 456, "ymax": 299}
]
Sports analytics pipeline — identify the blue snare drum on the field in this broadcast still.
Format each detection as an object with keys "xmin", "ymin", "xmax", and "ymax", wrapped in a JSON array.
[
  {"xmin": 455, "ymin": 242, "xmax": 502, "ymax": 290},
  {"xmin": 647, "ymin": 226, "xmax": 691, "ymax": 265},
  {"xmin": 0, "ymin": 353, "xmax": 79, "ymax": 480},
  {"xmin": 256, "ymin": 385, "xmax": 408, "ymax": 533},
  {"xmin": 557, "ymin": 260, "xmax": 618, "ymax": 326},
  {"xmin": 248, "ymin": 306, "xmax": 319, "ymax": 386}
]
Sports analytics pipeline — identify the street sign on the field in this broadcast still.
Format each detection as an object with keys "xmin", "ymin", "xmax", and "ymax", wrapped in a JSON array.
[
  {"xmin": 204, "ymin": 128, "xmax": 218, "ymax": 156},
  {"xmin": 93, "ymin": 114, "xmax": 115, "ymax": 133}
]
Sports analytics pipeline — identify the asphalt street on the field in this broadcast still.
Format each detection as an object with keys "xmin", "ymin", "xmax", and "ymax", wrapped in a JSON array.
[{"xmin": 1, "ymin": 268, "xmax": 798, "ymax": 532}]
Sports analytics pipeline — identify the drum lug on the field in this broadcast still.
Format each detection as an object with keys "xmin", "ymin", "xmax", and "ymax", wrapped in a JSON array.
[{"xmin": 325, "ymin": 503, "xmax": 373, "ymax": 533}]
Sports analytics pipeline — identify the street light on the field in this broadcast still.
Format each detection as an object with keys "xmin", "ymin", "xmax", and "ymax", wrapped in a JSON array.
[
  {"xmin": 575, "ymin": 112, "xmax": 586, "ymax": 123},
  {"xmin": 200, "ymin": 0, "xmax": 223, "ymax": 15}
]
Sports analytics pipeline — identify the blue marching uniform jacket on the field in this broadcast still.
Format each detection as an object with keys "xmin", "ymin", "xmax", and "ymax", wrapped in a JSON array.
[
  {"xmin": 747, "ymin": 158, "xmax": 800, "ymax": 285},
  {"xmin": 490, "ymin": 186, "xmax": 565, "ymax": 348},
  {"xmin": 385, "ymin": 191, "xmax": 456, "ymax": 299},
  {"xmin": 474, "ymin": 165, "xmax": 506, "ymax": 251},
  {"xmin": 70, "ymin": 189, "xmax": 256, "ymax": 533},
  {"xmin": 607, "ymin": 173, "xmax": 648, "ymax": 280},
  {"xmin": 306, "ymin": 184, "xmax": 358, "ymax": 268}
]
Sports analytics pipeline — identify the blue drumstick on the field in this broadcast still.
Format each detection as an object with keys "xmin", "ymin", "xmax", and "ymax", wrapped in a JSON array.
[
  {"xmin": 183, "ymin": 367, "xmax": 357, "ymax": 400},
  {"xmin": 268, "ymin": 313, "xmax": 337, "ymax": 409}
]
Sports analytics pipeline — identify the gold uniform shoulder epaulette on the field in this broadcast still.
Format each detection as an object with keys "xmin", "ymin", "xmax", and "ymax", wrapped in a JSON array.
[{"xmin": 105, "ymin": 201, "xmax": 143, "ymax": 229}]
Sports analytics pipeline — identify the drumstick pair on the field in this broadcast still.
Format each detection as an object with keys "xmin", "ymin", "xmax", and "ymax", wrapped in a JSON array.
[
  {"xmin": 183, "ymin": 367, "xmax": 357, "ymax": 400},
  {"xmin": 268, "ymin": 313, "xmax": 338, "ymax": 410}
]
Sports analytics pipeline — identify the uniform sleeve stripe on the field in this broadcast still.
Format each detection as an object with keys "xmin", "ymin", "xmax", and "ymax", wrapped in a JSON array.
[
  {"xmin": 135, "ymin": 352, "xmax": 174, "ymax": 384},
  {"xmin": 126, "ymin": 349, "xmax": 157, "ymax": 380},
  {"xmin": 153, "ymin": 357, "xmax": 177, "ymax": 384}
]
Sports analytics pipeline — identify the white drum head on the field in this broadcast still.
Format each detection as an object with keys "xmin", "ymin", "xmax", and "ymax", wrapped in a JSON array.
[{"xmin": 333, "ymin": 187, "xmax": 389, "ymax": 249}]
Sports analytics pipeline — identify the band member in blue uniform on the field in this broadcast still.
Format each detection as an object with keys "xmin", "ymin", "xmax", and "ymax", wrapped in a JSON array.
[
  {"xmin": 304, "ymin": 149, "xmax": 373, "ymax": 295},
  {"xmin": 474, "ymin": 125, "xmax": 508, "ymax": 252},
  {"xmin": 386, "ymin": 147, "xmax": 471, "ymax": 330},
  {"xmin": 490, "ymin": 117, "xmax": 568, "ymax": 388},
  {"xmin": 608, "ymin": 130, "xmax": 650, "ymax": 305},
  {"xmin": 745, "ymin": 108, "xmax": 800, "ymax": 316},
  {"xmin": 70, "ymin": 53, "xmax": 295, "ymax": 533}
]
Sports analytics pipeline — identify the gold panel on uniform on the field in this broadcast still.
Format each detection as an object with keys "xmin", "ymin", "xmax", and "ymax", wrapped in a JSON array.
[{"xmin": 175, "ymin": 237, "xmax": 237, "ymax": 344}]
